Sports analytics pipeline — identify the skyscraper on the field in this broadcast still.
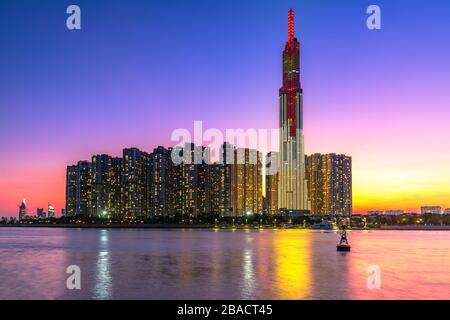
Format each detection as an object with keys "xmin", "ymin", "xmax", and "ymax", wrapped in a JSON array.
[
  {"xmin": 18, "ymin": 198, "xmax": 27, "ymax": 220},
  {"xmin": 110, "ymin": 157, "xmax": 123, "ymax": 218},
  {"xmin": 148, "ymin": 146, "xmax": 172, "ymax": 218},
  {"xmin": 209, "ymin": 142, "xmax": 234, "ymax": 217},
  {"xmin": 37, "ymin": 207, "xmax": 45, "ymax": 219},
  {"xmin": 278, "ymin": 9, "xmax": 309, "ymax": 211},
  {"xmin": 234, "ymin": 148, "xmax": 262, "ymax": 216},
  {"xmin": 76, "ymin": 160, "xmax": 93, "ymax": 216},
  {"xmin": 92, "ymin": 154, "xmax": 113, "ymax": 217},
  {"xmin": 122, "ymin": 148, "xmax": 149, "ymax": 219},
  {"xmin": 305, "ymin": 153, "xmax": 352, "ymax": 215},
  {"xmin": 90, "ymin": 154, "xmax": 122, "ymax": 218},
  {"xmin": 66, "ymin": 165, "xmax": 78, "ymax": 217},
  {"xmin": 171, "ymin": 143, "xmax": 210, "ymax": 220},
  {"xmin": 48, "ymin": 203, "xmax": 55, "ymax": 218},
  {"xmin": 265, "ymin": 152, "xmax": 279, "ymax": 215}
]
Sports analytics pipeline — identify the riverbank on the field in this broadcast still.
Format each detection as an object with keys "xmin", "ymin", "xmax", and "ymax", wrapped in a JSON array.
[
  {"xmin": 1, "ymin": 224, "xmax": 449, "ymax": 230},
  {"xmin": 0, "ymin": 223, "xmax": 213, "ymax": 229},
  {"xmin": 379, "ymin": 225, "xmax": 450, "ymax": 231}
]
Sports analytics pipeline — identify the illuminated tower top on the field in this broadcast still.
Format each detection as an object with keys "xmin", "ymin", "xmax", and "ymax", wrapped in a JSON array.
[
  {"xmin": 280, "ymin": 9, "xmax": 302, "ymax": 136},
  {"xmin": 288, "ymin": 9, "xmax": 294, "ymax": 43}
]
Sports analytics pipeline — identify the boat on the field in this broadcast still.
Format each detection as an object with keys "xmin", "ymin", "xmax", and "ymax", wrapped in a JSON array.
[
  {"xmin": 309, "ymin": 221, "xmax": 337, "ymax": 230},
  {"xmin": 337, "ymin": 227, "xmax": 351, "ymax": 252},
  {"xmin": 337, "ymin": 243, "xmax": 351, "ymax": 252}
]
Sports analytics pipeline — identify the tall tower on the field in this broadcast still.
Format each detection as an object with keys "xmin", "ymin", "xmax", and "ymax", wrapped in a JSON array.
[
  {"xmin": 18, "ymin": 198, "xmax": 27, "ymax": 220},
  {"xmin": 278, "ymin": 9, "xmax": 309, "ymax": 211}
]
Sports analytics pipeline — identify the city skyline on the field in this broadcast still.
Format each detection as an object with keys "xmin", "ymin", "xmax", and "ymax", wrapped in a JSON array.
[{"xmin": 1, "ymin": 0, "xmax": 450, "ymax": 216}]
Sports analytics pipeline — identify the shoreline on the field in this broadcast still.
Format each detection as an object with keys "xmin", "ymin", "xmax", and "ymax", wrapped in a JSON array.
[{"xmin": 1, "ymin": 224, "xmax": 450, "ymax": 231}]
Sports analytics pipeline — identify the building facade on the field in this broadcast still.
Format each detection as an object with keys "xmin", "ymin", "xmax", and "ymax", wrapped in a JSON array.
[
  {"xmin": 76, "ymin": 160, "xmax": 93, "ymax": 217},
  {"xmin": 148, "ymin": 146, "xmax": 172, "ymax": 218},
  {"xmin": 209, "ymin": 143, "xmax": 234, "ymax": 217},
  {"xmin": 65, "ymin": 143, "xmax": 266, "ymax": 220},
  {"xmin": 91, "ymin": 154, "xmax": 113, "ymax": 217},
  {"xmin": 265, "ymin": 152, "xmax": 279, "ymax": 215},
  {"xmin": 65, "ymin": 165, "xmax": 78, "ymax": 217},
  {"xmin": 305, "ymin": 153, "xmax": 352, "ymax": 215},
  {"xmin": 234, "ymin": 148, "xmax": 262, "ymax": 216},
  {"xmin": 421, "ymin": 206, "xmax": 442, "ymax": 214},
  {"xmin": 36, "ymin": 207, "xmax": 45, "ymax": 219},
  {"xmin": 18, "ymin": 199, "xmax": 27, "ymax": 220},
  {"xmin": 170, "ymin": 143, "xmax": 211, "ymax": 219},
  {"xmin": 48, "ymin": 204, "xmax": 55, "ymax": 218},
  {"xmin": 122, "ymin": 148, "xmax": 148, "ymax": 219}
]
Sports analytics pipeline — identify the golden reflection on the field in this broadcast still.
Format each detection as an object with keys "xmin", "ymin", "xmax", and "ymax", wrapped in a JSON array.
[{"xmin": 273, "ymin": 230, "xmax": 312, "ymax": 299}]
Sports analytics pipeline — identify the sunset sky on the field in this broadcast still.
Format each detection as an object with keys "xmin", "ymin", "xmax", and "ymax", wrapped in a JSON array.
[{"xmin": 1, "ymin": 0, "xmax": 450, "ymax": 216}]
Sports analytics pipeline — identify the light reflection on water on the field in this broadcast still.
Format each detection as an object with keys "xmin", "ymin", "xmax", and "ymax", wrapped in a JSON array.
[
  {"xmin": 0, "ymin": 228, "xmax": 449, "ymax": 299},
  {"xmin": 94, "ymin": 229, "xmax": 112, "ymax": 299}
]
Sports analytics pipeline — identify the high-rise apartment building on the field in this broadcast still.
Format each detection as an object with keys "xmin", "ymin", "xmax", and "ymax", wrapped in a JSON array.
[
  {"xmin": 66, "ymin": 165, "xmax": 78, "ymax": 217},
  {"xmin": 265, "ymin": 151, "xmax": 279, "ymax": 215},
  {"xmin": 122, "ymin": 148, "xmax": 149, "ymax": 219},
  {"xmin": 110, "ymin": 157, "xmax": 122, "ymax": 218},
  {"xmin": 305, "ymin": 153, "xmax": 352, "ymax": 215},
  {"xmin": 148, "ymin": 146, "xmax": 172, "ymax": 218},
  {"xmin": 76, "ymin": 160, "xmax": 93, "ymax": 216},
  {"xmin": 92, "ymin": 154, "xmax": 113, "ymax": 217},
  {"xmin": 234, "ymin": 148, "xmax": 262, "ymax": 216},
  {"xmin": 209, "ymin": 143, "xmax": 234, "ymax": 217},
  {"xmin": 171, "ymin": 143, "xmax": 210, "ymax": 219}
]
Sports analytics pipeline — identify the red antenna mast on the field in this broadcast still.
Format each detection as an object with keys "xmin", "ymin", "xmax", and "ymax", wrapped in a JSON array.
[{"xmin": 288, "ymin": 9, "xmax": 294, "ymax": 43}]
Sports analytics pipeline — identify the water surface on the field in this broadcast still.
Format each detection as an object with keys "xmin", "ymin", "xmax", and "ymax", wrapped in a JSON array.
[{"xmin": 0, "ymin": 228, "xmax": 449, "ymax": 299}]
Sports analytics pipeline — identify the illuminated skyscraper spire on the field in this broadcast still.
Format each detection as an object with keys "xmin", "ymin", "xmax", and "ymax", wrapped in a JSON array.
[{"xmin": 288, "ymin": 8, "xmax": 294, "ymax": 43}]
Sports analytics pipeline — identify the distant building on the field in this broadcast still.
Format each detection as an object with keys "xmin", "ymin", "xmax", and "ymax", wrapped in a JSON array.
[
  {"xmin": 61, "ymin": 208, "xmax": 66, "ymax": 217},
  {"xmin": 36, "ymin": 208, "xmax": 46, "ymax": 219},
  {"xmin": 305, "ymin": 153, "xmax": 352, "ymax": 215},
  {"xmin": 421, "ymin": 206, "xmax": 442, "ymax": 215},
  {"xmin": 48, "ymin": 204, "xmax": 55, "ymax": 218},
  {"xmin": 367, "ymin": 210, "xmax": 383, "ymax": 216},
  {"xmin": 18, "ymin": 199, "xmax": 27, "ymax": 220},
  {"xmin": 385, "ymin": 210, "xmax": 404, "ymax": 216},
  {"xmin": 265, "ymin": 152, "xmax": 278, "ymax": 215},
  {"xmin": 444, "ymin": 208, "xmax": 450, "ymax": 215}
]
